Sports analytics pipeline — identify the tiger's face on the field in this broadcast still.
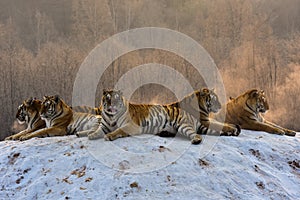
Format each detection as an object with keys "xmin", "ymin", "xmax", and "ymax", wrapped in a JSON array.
[
  {"xmin": 250, "ymin": 90, "xmax": 269, "ymax": 113},
  {"xmin": 102, "ymin": 89, "xmax": 124, "ymax": 115},
  {"xmin": 40, "ymin": 95, "xmax": 61, "ymax": 120},
  {"xmin": 200, "ymin": 88, "xmax": 221, "ymax": 113},
  {"xmin": 16, "ymin": 98, "xmax": 42, "ymax": 124},
  {"xmin": 16, "ymin": 104, "xmax": 27, "ymax": 124}
]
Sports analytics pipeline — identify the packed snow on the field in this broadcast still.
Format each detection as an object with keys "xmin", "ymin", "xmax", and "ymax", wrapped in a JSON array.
[{"xmin": 0, "ymin": 130, "xmax": 299, "ymax": 200}]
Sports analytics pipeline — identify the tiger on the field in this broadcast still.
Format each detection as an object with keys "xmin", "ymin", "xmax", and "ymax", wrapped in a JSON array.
[
  {"xmin": 158, "ymin": 88, "xmax": 240, "ymax": 137},
  {"xmin": 87, "ymin": 89, "xmax": 233, "ymax": 145},
  {"xmin": 5, "ymin": 98, "xmax": 46, "ymax": 140},
  {"xmin": 217, "ymin": 89, "xmax": 296, "ymax": 136},
  {"xmin": 17, "ymin": 95, "xmax": 102, "ymax": 140}
]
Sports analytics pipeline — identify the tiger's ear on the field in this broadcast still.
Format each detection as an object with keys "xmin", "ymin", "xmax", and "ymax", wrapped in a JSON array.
[
  {"xmin": 24, "ymin": 97, "xmax": 33, "ymax": 106},
  {"xmin": 24, "ymin": 100, "xmax": 29, "ymax": 107},
  {"xmin": 54, "ymin": 95, "xmax": 60, "ymax": 103},
  {"xmin": 260, "ymin": 90, "xmax": 265, "ymax": 94},
  {"xmin": 103, "ymin": 89, "xmax": 108, "ymax": 96},
  {"xmin": 229, "ymin": 96, "xmax": 234, "ymax": 101},
  {"xmin": 250, "ymin": 90, "xmax": 259, "ymax": 98},
  {"xmin": 43, "ymin": 96, "xmax": 48, "ymax": 101},
  {"xmin": 200, "ymin": 88, "xmax": 210, "ymax": 96},
  {"xmin": 25, "ymin": 97, "xmax": 33, "ymax": 106}
]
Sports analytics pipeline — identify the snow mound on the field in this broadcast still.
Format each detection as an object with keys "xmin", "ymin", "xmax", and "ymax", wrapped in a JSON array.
[{"xmin": 0, "ymin": 131, "xmax": 299, "ymax": 200}]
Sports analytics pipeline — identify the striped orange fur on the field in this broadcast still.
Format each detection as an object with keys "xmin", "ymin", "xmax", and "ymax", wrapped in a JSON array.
[
  {"xmin": 217, "ymin": 89, "xmax": 296, "ymax": 136},
  {"xmin": 13, "ymin": 95, "xmax": 102, "ymax": 140},
  {"xmin": 159, "ymin": 88, "xmax": 240, "ymax": 137},
  {"xmin": 5, "ymin": 98, "xmax": 46, "ymax": 140},
  {"xmin": 87, "ymin": 89, "xmax": 230, "ymax": 144}
]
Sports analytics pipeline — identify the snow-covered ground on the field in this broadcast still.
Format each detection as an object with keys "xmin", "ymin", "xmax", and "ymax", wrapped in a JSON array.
[{"xmin": 0, "ymin": 130, "xmax": 299, "ymax": 200}]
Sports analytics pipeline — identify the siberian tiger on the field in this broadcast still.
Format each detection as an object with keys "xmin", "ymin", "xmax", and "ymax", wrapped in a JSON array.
[
  {"xmin": 87, "ymin": 89, "xmax": 233, "ymax": 144},
  {"xmin": 5, "ymin": 98, "xmax": 46, "ymax": 140},
  {"xmin": 158, "ymin": 88, "xmax": 240, "ymax": 137},
  {"xmin": 218, "ymin": 89, "xmax": 296, "ymax": 136},
  {"xmin": 17, "ymin": 95, "xmax": 102, "ymax": 140}
]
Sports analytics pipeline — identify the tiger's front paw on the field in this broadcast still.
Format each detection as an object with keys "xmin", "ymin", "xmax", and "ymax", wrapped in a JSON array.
[
  {"xmin": 284, "ymin": 130, "xmax": 296, "ymax": 137},
  {"xmin": 5, "ymin": 136, "xmax": 14, "ymax": 141},
  {"xmin": 222, "ymin": 124, "xmax": 241, "ymax": 136},
  {"xmin": 19, "ymin": 135, "xmax": 31, "ymax": 141},
  {"xmin": 221, "ymin": 125, "xmax": 241, "ymax": 136},
  {"xmin": 233, "ymin": 124, "xmax": 241, "ymax": 136},
  {"xmin": 104, "ymin": 134, "xmax": 116, "ymax": 141},
  {"xmin": 5, "ymin": 135, "xmax": 22, "ymax": 141},
  {"xmin": 191, "ymin": 135, "xmax": 202, "ymax": 145}
]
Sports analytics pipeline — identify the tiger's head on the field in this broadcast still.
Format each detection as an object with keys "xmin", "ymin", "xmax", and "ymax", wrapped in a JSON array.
[
  {"xmin": 16, "ymin": 104, "xmax": 27, "ymax": 124},
  {"xmin": 16, "ymin": 97, "xmax": 42, "ymax": 124},
  {"xmin": 102, "ymin": 89, "xmax": 125, "ymax": 116},
  {"xmin": 199, "ymin": 88, "xmax": 222, "ymax": 113},
  {"xmin": 247, "ymin": 89, "xmax": 269, "ymax": 113},
  {"xmin": 40, "ymin": 95, "xmax": 66, "ymax": 120}
]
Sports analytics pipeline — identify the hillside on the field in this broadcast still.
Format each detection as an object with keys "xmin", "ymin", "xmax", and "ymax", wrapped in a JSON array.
[{"xmin": 0, "ymin": 131, "xmax": 299, "ymax": 199}]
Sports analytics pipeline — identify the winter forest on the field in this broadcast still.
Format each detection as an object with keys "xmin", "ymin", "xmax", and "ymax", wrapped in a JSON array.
[{"xmin": 0, "ymin": 0, "xmax": 300, "ymax": 140}]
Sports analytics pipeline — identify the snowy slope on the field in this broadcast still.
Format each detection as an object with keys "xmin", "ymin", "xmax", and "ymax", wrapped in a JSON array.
[{"xmin": 0, "ymin": 130, "xmax": 299, "ymax": 200}]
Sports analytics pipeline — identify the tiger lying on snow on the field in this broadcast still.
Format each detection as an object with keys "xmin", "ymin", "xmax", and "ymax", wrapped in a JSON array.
[
  {"xmin": 5, "ymin": 98, "xmax": 46, "ymax": 140},
  {"xmin": 215, "ymin": 89, "xmax": 296, "ymax": 136},
  {"xmin": 5, "ymin": 95, "xmax": 102, "ymax": 141},
  {"xmin": 87, "ymin": 89, "xmax": 239, "ymax": 144},
  {"xmin": 157, "ymin": 88, "xmax": 240, "ymax": 137}
]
